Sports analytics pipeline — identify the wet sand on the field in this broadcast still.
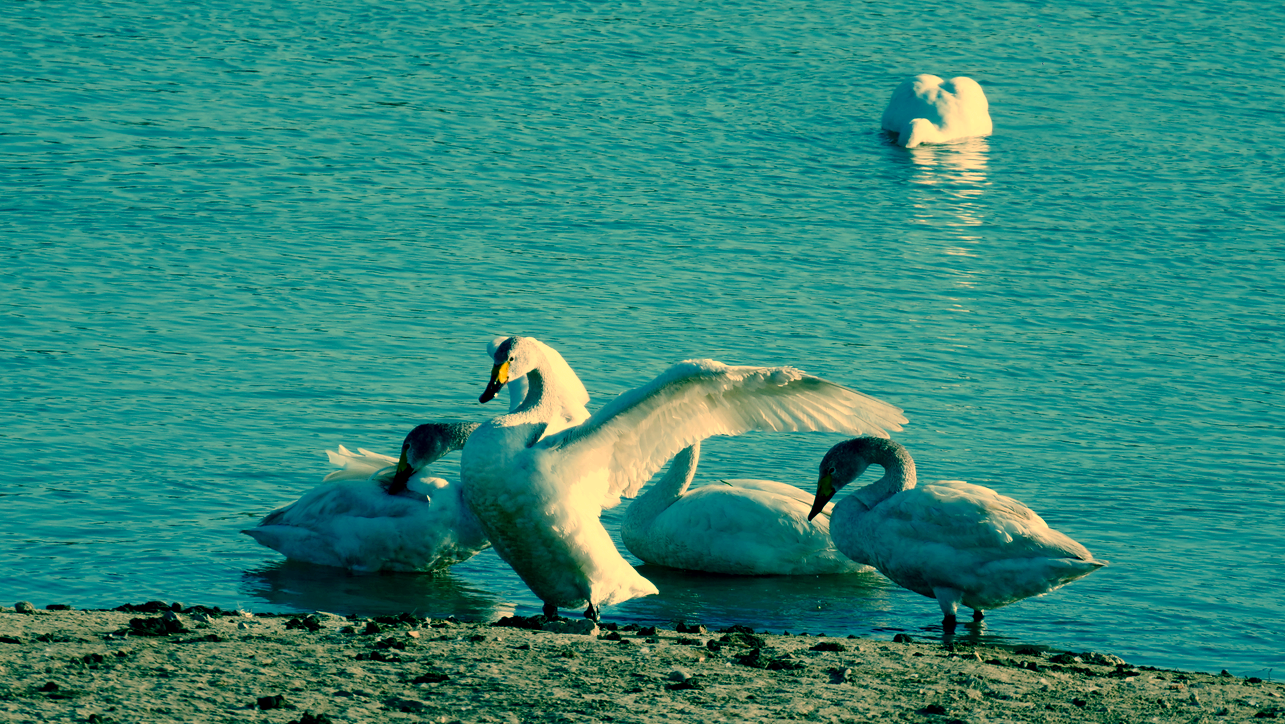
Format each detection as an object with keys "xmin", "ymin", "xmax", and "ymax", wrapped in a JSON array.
[{"xmin": 1, "ymin": 603, "xmax": 1280, "ymax": 723}]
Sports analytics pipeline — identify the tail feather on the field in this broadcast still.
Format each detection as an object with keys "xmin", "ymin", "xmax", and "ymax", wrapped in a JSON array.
[{"xmin": 322, "ymin": 445, "xmax": 398, "ymax": 482}]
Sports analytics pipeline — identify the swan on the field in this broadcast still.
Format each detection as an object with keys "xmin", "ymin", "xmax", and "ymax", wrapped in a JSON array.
[
  {"xmin": 244, "ymin": 422, "xmax": 489, "ymax": 572},
  {"xmin": 621, "ymin": 441, "xmax": 871, "ymax": 575},
  {"xmin": 243, "ymin": 354, "xmax": 588, "ymax": 573},
  {"xmin": 881, "ymin": 74, "xmax": 992, "ymax": 148},
  {"xmin": 461, "ymin": 336, "xmax": 908, "ymax": 620},
  {"xmin": 808, "ymin": 438, "xmax": 1106, "ymax": 631}
]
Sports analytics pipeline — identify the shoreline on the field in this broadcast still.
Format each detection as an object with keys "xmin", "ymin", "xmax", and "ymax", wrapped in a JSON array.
[{"xmin": 1, "ymin": 603, "xmax": 1280, "ymax": 723}]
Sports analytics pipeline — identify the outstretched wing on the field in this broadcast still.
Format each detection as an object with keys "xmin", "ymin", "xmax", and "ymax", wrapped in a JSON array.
[{"xmin": 548, "ymin": 359, "xmax": 906, "ymax": 500}]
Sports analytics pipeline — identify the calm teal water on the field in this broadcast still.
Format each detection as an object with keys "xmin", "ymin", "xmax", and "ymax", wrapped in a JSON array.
[{"xmin": 3, "ymin": 0, "xmax": 1282, "ymax": 676}]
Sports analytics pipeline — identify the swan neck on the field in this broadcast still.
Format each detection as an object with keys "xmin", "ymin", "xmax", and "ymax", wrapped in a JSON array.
[
  {"xmin": 445, "ymin": 422, "xmax": 482, "ymax": 452},
  {"xmin": 852, "ymin": 440, "xmax": 917, "ymax": 509},
  {"xmin": 508, "ymin": 368, "xmax": 556, "ymax": 420},
  {"xmin": 625, "ymin": 444, "xmax": 701, "ymax": 528}
]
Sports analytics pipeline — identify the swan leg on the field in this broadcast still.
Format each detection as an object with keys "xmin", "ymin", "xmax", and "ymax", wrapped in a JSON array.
[
  {"xmin": 933, "ymin": 587, "xmax": 964, "ymax": 634},
  {"xmin": 933, "ymin": 587, "xmax": 963, "ymax": 618},
  {"xmin": 583, "ymin": 603, "xmax": 599, "ymax": 622},
  {"xmin": 542, "ymin": 602, "xmax": 558, "ymax": 619}
]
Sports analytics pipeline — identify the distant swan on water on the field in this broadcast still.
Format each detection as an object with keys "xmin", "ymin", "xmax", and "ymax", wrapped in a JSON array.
[
  {"xmin": 881, "ymin": 74, "xmax": 992, "ymax": 148},
  {"xmin": 461, "ymin": 336, "xmax": 908, "ymax": 620},
  {"xmin": 809, "ymin": 438, "xmax": 1105, "ymax": 632},
  {"xmin": 622, "ymin": 441, "xmax": 870, "ymax": 576}
]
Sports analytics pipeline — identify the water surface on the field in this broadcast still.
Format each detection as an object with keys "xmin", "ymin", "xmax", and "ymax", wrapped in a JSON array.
[{"xmin": 2, "ymin": 0, "xmax": 1282, "ymax": 676}]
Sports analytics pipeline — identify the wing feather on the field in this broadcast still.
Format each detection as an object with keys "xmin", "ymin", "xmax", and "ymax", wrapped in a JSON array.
[{"xmin": 549, "ymin": 359, "xmax": 906, "ymax": 500}]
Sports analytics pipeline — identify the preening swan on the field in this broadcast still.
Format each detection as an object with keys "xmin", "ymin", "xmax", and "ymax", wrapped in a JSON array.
[
  {"xmin": 622, "ymin": 441, "xmax": 870, "ymax": 576},
  {"xmin": 808, "ymin": 438, "xmax": 1105, "ymax": 631},
  {"xmin": 244, "ymin": 422, "xmax": 489, "ymax": 572},
  {"xmin": 461, "ymin": 336, "xmax": 908, "ymax": 620},
  {"xmin": 881, "ymin": 74, "xmax": 992, "ymax": 148}
]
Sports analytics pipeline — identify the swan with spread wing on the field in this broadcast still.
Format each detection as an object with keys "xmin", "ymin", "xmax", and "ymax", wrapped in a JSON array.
[{"xmin": 460, "ymin": 336, "xmax": 907, "ymax": 620}]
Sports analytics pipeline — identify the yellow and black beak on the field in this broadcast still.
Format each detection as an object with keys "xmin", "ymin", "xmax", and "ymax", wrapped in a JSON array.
[
  {"xmin": 479, "ymin": 360, "xmax": 510, "ymax": 403},
  {"xmin": 808, "ymin": 472, "xmax": 837, "ymax": 521}
]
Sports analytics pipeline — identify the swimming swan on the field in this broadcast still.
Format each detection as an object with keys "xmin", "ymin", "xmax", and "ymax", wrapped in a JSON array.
[
  {"xmin": 808, "ymin": 438, "xmax": 1105, "ymax": 631},
  {"xmin": 622, "ymin": 441, "xmax": 870, "ymax": 575},
  {"xmin": 461, "ymin": 336, "xmax": 908, "ymax": 619},
  {"xmin": 881, "ymin": 74, "xmax": 992, "ymax": 148},
  {"xmin": 244, "ymin": 422, "xmax": 489, "ymax": 572}
]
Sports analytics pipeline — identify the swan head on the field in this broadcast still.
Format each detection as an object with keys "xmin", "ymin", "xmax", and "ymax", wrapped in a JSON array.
[
  {"xmin": 480, "ymin": 336, "xmax": 545, "ymax": 403},
  {"xmin": 389, "ymin": 422, "xmax": 481, "ymax": 489},
  {"xmin": 808, "ymin": 437, "xmax": 911, "ymax": 520}
]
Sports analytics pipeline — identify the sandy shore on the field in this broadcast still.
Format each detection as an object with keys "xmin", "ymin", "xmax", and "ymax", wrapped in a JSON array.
[{"xmin": 1, "ymin": 603, "xmax": 1279, "ymax": 724}]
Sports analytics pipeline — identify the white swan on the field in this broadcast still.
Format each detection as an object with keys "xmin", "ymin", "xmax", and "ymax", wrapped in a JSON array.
[
  {"xmin": 243, "ymin": 358, "xmax": 586, "ymax": 573},
  {"xmin": 244, "ymin": 422, "xmax": 489, "ymax": 572},
  {"xmin": 621, "ymin": 441, "xmax": 871, "ymax": 576},
  {"xmin": 808, "ymin": 438, "xmax": 1105, "ymax": 631},
  {"xmin": 881, "ymin": 74, "xmax": 992, "ymax": 148},
  {"xmin": 461, "ymin": 336, "xmax": 908, "ymax": 619}
]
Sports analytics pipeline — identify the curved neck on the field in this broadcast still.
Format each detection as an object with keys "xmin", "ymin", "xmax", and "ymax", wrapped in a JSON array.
[
  {"xmin": 490, "ymin": 368, "xmax": 559, "ymax": 447},
  {"xmin": 625, "ymin": 443, "xmax": 701, "ymax": 528},
  {"xmin": 852, "ymin": 439, "xmax": 917, "ymax": 510},
  {"xmin": 514, "ymin": 368, "xmax": 547, "ymax": 415}
]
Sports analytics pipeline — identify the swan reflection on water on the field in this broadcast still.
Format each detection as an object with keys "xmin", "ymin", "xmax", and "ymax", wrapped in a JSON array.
[
  {"xmin": 884, "ymin": 135, "xmax": 991, "ymax": 291},
  {"xmin": 241, "ymin": 556, "xmax": 1033, "ymax": 652},
  {"xmin": 240, "ymin": 560, "xmax": 514, "ymax": 620}
]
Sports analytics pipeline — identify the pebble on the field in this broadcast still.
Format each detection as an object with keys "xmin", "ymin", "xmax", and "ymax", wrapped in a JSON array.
[
  {"xmin": 540, "ymin": 619, "xmax": 598, "ymax": 636},
  {"xmin": 1082, "ymin": 652, "xmax": 1127, "ymax": 667},
  {"xmin": 257, "ymin": 694, "xmax": 286, "ymax": 710},
  {"xmin": 15, "ymin": 602, "xmax": 35, "ymax": 614}
]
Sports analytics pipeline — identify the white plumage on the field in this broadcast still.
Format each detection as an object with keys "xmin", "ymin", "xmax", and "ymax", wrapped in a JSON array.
[
  {"xmin": 881, "ymin": 74, "xmax": 992, "ymax": 148},
  {"xmin": 622, "ymin": 442, "xmax": 870, "ymax": 575},
  {"xmin": 242, "ymin": 366, "xmax": 582, "ymax": 573},
  {"xmin": 244, "ymin": 423, "xmax": 488, "ymax": 573},
  {"xmin": 809, "ymin": 438, "xmax": 1105, "ymax": 630},
  {"xmin": 461, "ymin": 336, "xmax": 907, "ymax": 619}
]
